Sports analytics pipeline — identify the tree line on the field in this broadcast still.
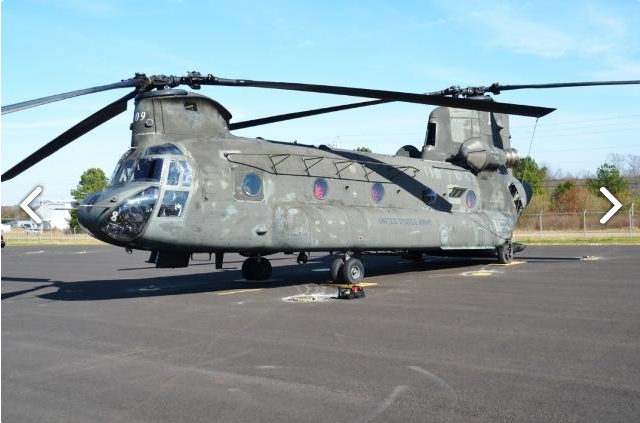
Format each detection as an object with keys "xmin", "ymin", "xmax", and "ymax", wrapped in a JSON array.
[{"xmin": 513, "ymin": 154, "xmax": 640, "ymax": 214}]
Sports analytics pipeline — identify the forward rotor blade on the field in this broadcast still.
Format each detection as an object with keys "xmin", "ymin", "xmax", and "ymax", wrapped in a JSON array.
[
  {"xmin": 229, "ymin": 99, "xmax": 389, "ymax": 130},
  {"xmin": 204, "ymin": 77, "xmax": 555, "ymax": 118},
  {"xmin": 2, "ymin": 90, "xmax": 137, "ymax": 182},
  {"xmin": 1, "ymin": 78, "xmax": 142, "ymax": 115}
]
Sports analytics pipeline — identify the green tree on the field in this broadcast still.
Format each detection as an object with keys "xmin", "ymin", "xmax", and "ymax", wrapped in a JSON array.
[
  {"xmin": 513, "ymin": 157, "xmax": 548, "ymax": 196},
  {"xmin": 69, "ymin": 167, "xmax": 108, "ymax": 229},
  {"xmin": 355, "ymin": 146, "xmax": 372, "ymax": 153},
  {"xmin": 587, "ymin": 163, "xmax": 627, "ymax": 196}
]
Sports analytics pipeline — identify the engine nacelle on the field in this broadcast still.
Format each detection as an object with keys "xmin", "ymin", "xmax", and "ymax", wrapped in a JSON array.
[{"xmin": 459, "ymin": 138, "xmax": 520, "ymax": 171}]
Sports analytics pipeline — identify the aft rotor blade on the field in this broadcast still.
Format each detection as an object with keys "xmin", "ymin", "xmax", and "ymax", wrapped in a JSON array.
[
  {"xmin": 203, "ymin": 77, "xmax": 555, "ymax": 118},
  {"xmin": 1, "ymin": 78, "xmax": 142, "ymax": 115},
  {"xmin": 1, "ymin": 90, "xmax": 137, "ymax": 182},
  {"xmin": 229, "ymin": 99, "xmax": 389, "ymax": 130},
  {"xmin": 489, "ymin": 80, "xmax": 640, "ymax": 94}
]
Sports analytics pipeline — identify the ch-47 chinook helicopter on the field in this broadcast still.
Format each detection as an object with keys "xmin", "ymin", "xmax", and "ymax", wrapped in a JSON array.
[{"xmin": 3, "ymin": 73, "xmax": 639, "ymax": 287}]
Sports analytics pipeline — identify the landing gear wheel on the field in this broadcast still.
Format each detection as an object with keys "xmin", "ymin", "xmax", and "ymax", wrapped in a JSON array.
[
  {"xmin": 330, "ymin": 258, "xmax": 344, "ymax": 283},
  {"xmin": 497, "ymin": 242, "xmax": 513, "ymax": 264},
  {"xmin": 342, "ymin": 257, "xmax": 364, "ymax": 284},
  {"xmin": 241, "ymin": 257, "xmax": 272, "ymax": 280}
]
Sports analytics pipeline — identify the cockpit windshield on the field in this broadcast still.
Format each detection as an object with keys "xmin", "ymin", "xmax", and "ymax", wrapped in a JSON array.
[
  {"xmin": 108, "ymin": 144, "xmax": 191, "ymax": 186},
  {"xmin": 109, "ymin": 148, "xmax": 138, "ymax": 185},
  {"xmin": 132, "ymin": 158, "xmax": 164, "ymax": 182}
]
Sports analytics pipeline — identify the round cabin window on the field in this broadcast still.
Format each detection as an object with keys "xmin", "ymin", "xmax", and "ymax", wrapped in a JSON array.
[
  {"xmin": 371, "ymin": 183, "xmax": 385, "ymax": 202},
  {"xmin": 242, "ymin": 172, "xmax": 262, "ymax": 197},
  {"xmin": 313, "ymin": 178, "xmax": 329, "ymax": 200},
  {"xmin": 422, "ymin": 188, "xmax": 437, "ymax": 205},
  {"xmin": 466, "ymin": 190, "xmax": 477, "ymax": 209}
]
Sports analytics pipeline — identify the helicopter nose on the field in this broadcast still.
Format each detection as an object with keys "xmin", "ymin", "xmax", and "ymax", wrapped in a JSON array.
[
  {"xmin": 77, "ymin": 190, "xmax": 113, "ymax": 239},
  {"xmin": 78, "ymin": 186, "xmax": 160, "ymax": 243}
]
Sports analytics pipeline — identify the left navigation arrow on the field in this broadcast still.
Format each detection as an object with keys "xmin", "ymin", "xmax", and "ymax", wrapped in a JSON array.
[{"xmin": 20, "ymin": 186, "xmax": 43, "ymax": 224}]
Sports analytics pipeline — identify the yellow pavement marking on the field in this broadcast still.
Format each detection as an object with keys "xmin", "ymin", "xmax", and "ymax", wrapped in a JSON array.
[
  {"xmin": 469, "ymin": 270, "xmax": 494, "ymax": 277},
  {"xmin": 489, "ymin": 260, "xmax": 527, "ymax": 267},
  {"xmin": 217, "ymin": 288, "xmax": 263, "ymax": 296}
]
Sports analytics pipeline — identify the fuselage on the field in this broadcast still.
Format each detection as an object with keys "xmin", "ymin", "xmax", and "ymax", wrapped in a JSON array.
[{"xmin": 78, "ymin": 90, "xmax": 528, "ymax": 255}]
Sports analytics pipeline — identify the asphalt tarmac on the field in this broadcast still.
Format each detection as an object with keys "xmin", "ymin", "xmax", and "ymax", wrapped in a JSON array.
[{"xmin": 2, "ymin": 245, "xmax": 639, "ymax": 422}]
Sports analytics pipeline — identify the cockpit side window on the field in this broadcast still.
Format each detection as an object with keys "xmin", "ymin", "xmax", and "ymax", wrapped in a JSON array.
[
  {"xmin": 158, "ymin": 191, "xmax": 189, "ymax": 217},
  {"xmin": 166, "ymin": 160, "xmax": 193, "ymax": 186},
  {"xmin": 167, "ymin": 161, "xmax": 181, "ymax": 185},
  {"xmin": 180, "ymin": 160, "xmax": 192, "ymax": 186}
]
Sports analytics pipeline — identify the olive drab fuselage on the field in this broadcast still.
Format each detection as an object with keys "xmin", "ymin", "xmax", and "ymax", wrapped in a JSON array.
[{"xmin": 78, "ymin": 89, "xmax": 529, "ymax": 258}]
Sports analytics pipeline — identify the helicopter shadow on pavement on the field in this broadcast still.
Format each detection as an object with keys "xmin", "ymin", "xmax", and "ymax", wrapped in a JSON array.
[
  {"xmin": 1, "ymin": 277, "xmax": 56, "ymax": 300},
  {"xmin": 30, "ymin": 254, "xmax": 488, "ymax": 302}
]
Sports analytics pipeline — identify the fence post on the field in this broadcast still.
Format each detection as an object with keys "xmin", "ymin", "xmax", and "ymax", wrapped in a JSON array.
[
  {"xmin": 631, "ymin": 203, "xmax": 635, "ymax": 238},
  {"xmin": 539, "ymin": 211, "xmax": 543, "ymax": 238},
  {"xmin": 583, "ymin": 210, "xmax": 587, "ymax": 238}
]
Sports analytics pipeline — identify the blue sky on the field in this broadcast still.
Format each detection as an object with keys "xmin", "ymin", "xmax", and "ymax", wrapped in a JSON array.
[{"xmin": 1, "ymin": 0, "xmax": 639, "ymax": 204}]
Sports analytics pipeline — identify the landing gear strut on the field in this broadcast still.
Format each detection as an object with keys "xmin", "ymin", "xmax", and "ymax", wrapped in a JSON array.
[
  {"xmin": 296, "ymin": 252, "xmax": 308, "ymax": 264},
  {"xmin": 330, "ymin": 252, "xmax": 366, "ymax": 299},
  {"xmin": 241, "ymin": 256, "xmax": 272, "ymax": 280}
]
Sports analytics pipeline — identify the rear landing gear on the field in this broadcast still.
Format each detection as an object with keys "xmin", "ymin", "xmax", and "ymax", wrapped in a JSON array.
[
  {"xmin": 497, "ymin": 242, "xmax": 513, "ymax": 264},
  {"xmin": 330, "ymin": 253, "xmax": 366, "ymax": 299},
  {"xmin": 241, "ymin": 256, "xmax": 272, "ymax": 280}
]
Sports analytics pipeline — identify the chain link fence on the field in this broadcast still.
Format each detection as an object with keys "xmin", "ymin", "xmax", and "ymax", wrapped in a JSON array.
[
  {"xmin": 1, "ymin": 227, "xmax": 103, "ymax": 245},
  {"xmin": 515, "ymin": 207, "xmax": 637, "ymax": 239}
]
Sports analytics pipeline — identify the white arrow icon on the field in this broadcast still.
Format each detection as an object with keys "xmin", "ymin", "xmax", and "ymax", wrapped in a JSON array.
[
  {"xmin": 599, "ymin": 187, "xmax": 622, "ymax": 224},
  {"xmin": 20, "ymin": 186, "xmax": 43, "ymax": 224}
]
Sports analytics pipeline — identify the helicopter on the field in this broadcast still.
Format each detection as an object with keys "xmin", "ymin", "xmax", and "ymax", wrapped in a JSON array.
[{"xmin": 3, "ymin": 73, "xmax": 639, "ymax": 286}]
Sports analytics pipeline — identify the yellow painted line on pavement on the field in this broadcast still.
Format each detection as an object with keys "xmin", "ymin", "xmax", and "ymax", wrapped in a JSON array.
[
  {"xmin": 469, "ymin": 270, "xmax": 494, "ymax": 277},
  {"xmin": 489, "ymin": 260, "xmax": 527, "ymax": 267}
]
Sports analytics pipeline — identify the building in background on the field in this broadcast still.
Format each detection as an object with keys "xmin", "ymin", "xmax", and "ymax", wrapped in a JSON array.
[{"xmin": 33, "ymin": 200, "xmax": 76, "ymax": 230}]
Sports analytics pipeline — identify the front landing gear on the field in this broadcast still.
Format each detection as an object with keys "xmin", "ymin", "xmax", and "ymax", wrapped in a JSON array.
[
  {"xmin": 330, "ymin": 253, "xmax": 366, "ymax": 299},
  {"xmin": 241, "ymin": 256, "xmax": 272, "ymax": 280}
]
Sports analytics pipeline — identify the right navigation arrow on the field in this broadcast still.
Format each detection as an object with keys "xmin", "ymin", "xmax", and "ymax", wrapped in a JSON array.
[{"xmin": 599, "ymin": 187, "xmax": 622, "ymax": 224}]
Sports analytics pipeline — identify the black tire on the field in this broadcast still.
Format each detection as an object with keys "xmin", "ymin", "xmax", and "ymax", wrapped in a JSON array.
[
  {"xmin": 497, "ymin": 242, "xmax": 513, "ymax": 264},
  {"xmin": 342, "ymin": 257, "xmax": 364, "ymax": 284},
  {"xmin": 258, "ymin": 257, "xmax": 272, "ymax": 280},
  {"xmin": 241, "ymin": 258, "xmax": 257, "ymax": 280},
  {"xmin": 242, "ymin": 257, "xmax": 272, "ymax": 280},
  {"xmin": 330, "ymin": 258, "xmax": 344, "ymax": 283}
]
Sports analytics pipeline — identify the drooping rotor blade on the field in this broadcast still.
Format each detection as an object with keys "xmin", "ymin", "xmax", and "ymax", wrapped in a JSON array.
[
  {"xmin": 229, "ymin": 99, "xmax": 390, "ymax": 130},
  {"xmin": 202, "ymin": 76, "xmax": 555, "ymax": 118},
  {"xmin": 1, "ymin": 77, "xmax": 145, "ymax": 115},
  {"xmin": 1, "ymin": 90, "xmax": 138, "ymax": 182},
  {"xmin": 495, "ymin": 80, "xmax": 640, "ymax": 92},
  {"xmin": 442, "ymin": 80, "xmax": 640, "ymax": 97}
]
